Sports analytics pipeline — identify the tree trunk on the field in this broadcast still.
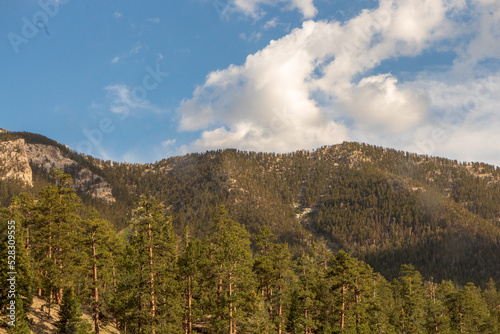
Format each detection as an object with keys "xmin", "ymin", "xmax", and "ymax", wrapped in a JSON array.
[
  {"xmin": 92, "ymin": 238, "xmax": 100, "ymax": 334},
  {"xmin": 278, "ymin": 274, "xmax": 282, "ymax": 334},
  {"xmin": 229, "ymin": 271, "xmax": 233, "ymax": 334},
  {"xmin": 268, "ymin": 286, "xmax": 273, "ymax": 320},
  {"xmin": 341, "ymin": 284, "xmax": 345, "ymax": 330},
  {"xmin": 148, "ymin": 221, "xmax": 156, "ymax": 334},
  {"xmin": 187, "ymin": 275, "xmax": 192, "ymax": 334},
  {"xmin": 304, "ymin": 308, "xmax": 309, "ymax": 334}
]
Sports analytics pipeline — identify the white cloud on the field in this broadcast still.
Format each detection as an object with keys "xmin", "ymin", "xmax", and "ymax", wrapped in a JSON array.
[
  {"xmin": 263, "ymin": 17, "xmax": 279, "ymax": 30},
  {"xmin": 178, "ymin": 0, "xmax": 500, "ymax": 166},
  {"xmin": 111, "ymin": 57, "xmax": 120, "ymax": 64},
  {"xmin": 341, "ymin": 74, "xmax": 428, "ymax": 133},
  {"xmin": 232, "ymin": 0, "xmax": 317, "ymax": 19},
  {"xmin": 178, "ymin": 20, "xmax": 348, "ymax": 152},
  {"xmin": 105, "ymin": 85, "xmax": 163, "ymax": 115},
  {"xmin": 403, "ymin": 74, "xmax": 500, "ymax": 165},
  {"xmin": 239, "ymin": 31, "xmax": 263, "ymax": 42},
  {"xmin": 453, "ymin": 0, "xmax": 500, "ymax": 76},
  {"xmin": 113, "ymin": 11, "xmax": 122, "ymax": 18},
  {"xmin": 162, "ymin": 139, "xmax": 176, "ymax": 147},
  {"xmin": 147, "ymin": 17, "xmax": 160, "ymax": 24}
]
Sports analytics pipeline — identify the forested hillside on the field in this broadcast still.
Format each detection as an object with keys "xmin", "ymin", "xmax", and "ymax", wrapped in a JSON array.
[
  {"xmin": 1, "ymin": 131, "xmax": 500, "ymax": 332},
  {"xmin": 0, "ymin": 174, "xmax": 499, "ymax": 333}
]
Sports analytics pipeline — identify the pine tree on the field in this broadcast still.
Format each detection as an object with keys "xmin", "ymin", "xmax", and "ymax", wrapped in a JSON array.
[
  {"xmin": 424, "ymin": 280, "xmax": 451, "ymax": 334},
  {"xmin": 483, "ymin": 279, "xmax": 500, "ymax": 331},
  {"xmin": 31, "ymin": 170, "xmax": 83, "ymax": 310},
  {"xmin": 6, "ymin": 294, "xmax": 31, "ymax": 334},
  {"xmin": 287, "ymin": 254, "xmax": 322, "ymax": 334},
  {"xmin": 253, "ymin": 226, "xmax": 292, "ymax": 334},
  {"xmin": 178, "ymin": 230, "xmax": 211, "ymax": 334},
  {"xmin": 325, "ymin": 250, "xmax": 375, "ymax": 333},
  {"xmin": 392, "ymin": 264, "xmax": 425, "ymax": 334},
  {"xmin": 0, "ymin": 208, "xmax": 33, "ymax": 316},
  {"xmin": 121, "ymin": 195, "xmax": 182, "ymax": 334},
  {"xmin": 366, "ymin": 273, "xmax": 395, "ymax": 333},
  {"xmin": 447, "ymin": 282, "xmax": 494, "ymax": 333},
  {"xmin": 56, "ymin": 286, "xmax": 94, "ymax": 334},
  {"xmin": 81, "ymin": 209, "xmax": 117, "ymax": 334},
  {"xmin": 207, "ymin": 204, "xmax": 257, "ymax": 334}
]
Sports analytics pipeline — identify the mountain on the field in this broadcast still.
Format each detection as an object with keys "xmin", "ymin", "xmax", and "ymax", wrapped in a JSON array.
[{"xmin": 1, "ymin": 129, "xmax": 499, "ymax": 285}]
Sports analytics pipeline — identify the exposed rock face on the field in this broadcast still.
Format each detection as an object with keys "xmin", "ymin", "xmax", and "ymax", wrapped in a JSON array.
[
  {"xmin": 0, "ymin": 139, "xmax": 33, "ymax": 186},
  {"xmin": 0, "ymin": 138, "xmax": 115, "ymax": 203},
  {"xmin": 75, "ymin": 167, "xmax": 115, "ymax": 203},
  {"xmin": 25, "ymin": 143, "xmax": 75, "ymax": 172}
]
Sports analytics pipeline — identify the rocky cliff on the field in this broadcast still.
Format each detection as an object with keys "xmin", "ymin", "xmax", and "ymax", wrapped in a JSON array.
[
  {"xmin": 0, "ymin": 131, "xmax": 115, "ymax": 203},
  {"xmin": 0, "ymin": 138, "xmax": 33, "ymax": 187}
]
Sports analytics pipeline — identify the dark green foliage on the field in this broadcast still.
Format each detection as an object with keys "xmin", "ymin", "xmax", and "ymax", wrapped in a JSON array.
[
  {"xmin": 206, "ymin": 205, "xmax": 258, "ymax": 334},
  {"xmin": 2, "ymin": 135, "xmax": 500, "ymax": 332},
  {"xmin": 31, "ymin": 170, "xmax": 84, "ymax": 305},
  {"xmin": 114, "ymin": 196, "xmax": 182, "ymax": 334},
  {"xmin": 56, "ymin": 287, "xmax": 94, "ymax": 334},
  {"xmin": 2, "ymin": 137, "xmax": 500, "ymax": 285},
  {"xmin": 253, "ymin": 226, "xmax": 294, "ymax": 333},
  {"xmin": 391, "ymin": 264, "xmax": 426, "ymax": 333},
  {"xmin": 6, "ymin": 295, "xmax": 31, "ymax": 334}
]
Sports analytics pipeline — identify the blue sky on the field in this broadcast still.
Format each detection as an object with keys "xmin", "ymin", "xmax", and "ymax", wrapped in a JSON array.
[{"xmin": 2, "ymin": 0, "xmax": 500, "ymax": 167}]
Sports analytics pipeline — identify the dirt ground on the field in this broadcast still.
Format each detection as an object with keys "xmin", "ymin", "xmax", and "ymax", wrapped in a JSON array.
[{"xmin": 1, "ymin": 296, "xmax": 120, "ymax": 334}]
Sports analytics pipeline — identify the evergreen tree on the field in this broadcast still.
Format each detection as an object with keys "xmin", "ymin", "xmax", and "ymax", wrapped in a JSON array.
[
  {"xmin": 56, "ymin": 286, "xmax": 93, "ymax": 334},
  {"xmin": 31, "ymin": 170, "xmax": 83, "ymax": 310},
  {"xmin": 178, "ymin": 230, "xmax": 211, "ymax": 334},
  {"xmin": 120, "ymin": 195, "xmax": 182, "ymax": 334},
  {"xmin": 5, "ymin": 294, "xmax": 31, "ymax": 334},
  {"xmin": 447, "ymin": 282, "xmax": 495, "ymax": 333},
  {"xmin": 287, "ymin": 254, "xmax": 323, "ymax": 334},
  {"xmin": 326, "ymin": 250, "xmax": 375, "ymax": 333},
  {"xmin": 207, "ymin": 204, "xmax": 257, "ymax": 334},
  {"xmin": 81, "ymin": 210, "xmax": 117, "ymax": 334},
  {"xmin": 253, "ymin": 226, "xmax": 293, "ymax": 334},
  {"xmin": 424, "ymin": 280, "xmax": 451, "ymax": 334},
  {"xmin": 366, "ymin": 274, "xmax": 395, "ymax": 333},
  {"xmin": 483, "ymin": 279, "xmax": 500, "ymax": 330},
  {"xmin": 0, "ymin": 208, "xmax": 33, "ymax": 317},
  {"xmin": 391, "ymin": 264, "xmax": 426, "ymax": 334}
]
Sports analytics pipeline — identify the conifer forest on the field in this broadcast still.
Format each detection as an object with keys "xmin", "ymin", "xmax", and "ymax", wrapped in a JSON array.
[{"xmin": 1, "ymin": 132, "xmax": 500, "ymax": 333}]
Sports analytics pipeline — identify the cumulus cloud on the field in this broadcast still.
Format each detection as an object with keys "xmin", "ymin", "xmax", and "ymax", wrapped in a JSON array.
[
  {"xmin": 178, "ymin": 20, "xmax": 350, "ymax": 152},
  {"xmin": 403, "ymin": 74, "xmax": 500, "ymax": 164},
  {"xmin": 179, "ymin": 0, "xmax": 500, "ymax": 165},
  {"xmin": 340, "ymin": 74, "xmax": 428, "ymax": 133}
]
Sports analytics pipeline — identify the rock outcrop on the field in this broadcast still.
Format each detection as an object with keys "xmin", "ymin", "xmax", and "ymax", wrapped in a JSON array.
[
  {"xmin": 0, "ymin": 138, "xmax": 33, "ymax": 186},
  {"xmin": 0, "ymin": 136, "xmax": 115, "ymax": 203}
]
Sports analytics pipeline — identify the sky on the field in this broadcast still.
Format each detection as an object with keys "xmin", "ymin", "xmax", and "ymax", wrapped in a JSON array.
[{"xmin": 1, "ymin": 0, "xmax": 500, "ymax": 167}]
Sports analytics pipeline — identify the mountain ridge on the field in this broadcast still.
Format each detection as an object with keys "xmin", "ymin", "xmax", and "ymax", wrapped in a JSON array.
[{"xmin": 1, "ymin": 129, "xmax": 499, "ymax": 284}]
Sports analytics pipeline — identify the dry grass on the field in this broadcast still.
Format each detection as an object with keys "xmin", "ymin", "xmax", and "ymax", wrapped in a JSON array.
[{"xmin": 1, "ymin": 296, "xmax": 120, "ymax": 334}]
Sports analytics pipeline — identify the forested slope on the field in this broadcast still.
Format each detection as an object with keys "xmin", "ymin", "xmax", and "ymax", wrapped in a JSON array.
[{"xmin": 1, "ymin": 131, "xmax": 500, "ymax": 285}]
